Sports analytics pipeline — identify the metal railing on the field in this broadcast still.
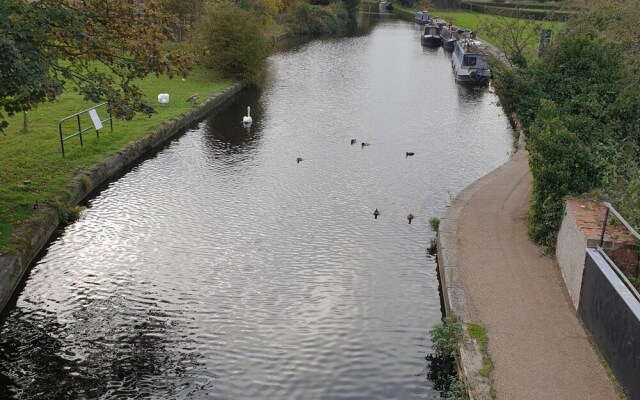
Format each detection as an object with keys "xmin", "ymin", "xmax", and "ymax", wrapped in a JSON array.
[
  {"xmin": 597, "ymin": 202, "xmax": 640, "ymax": 300},
  {"xmin": 58, "ymin": 102, "xmax": 112, "ymax": 157}
]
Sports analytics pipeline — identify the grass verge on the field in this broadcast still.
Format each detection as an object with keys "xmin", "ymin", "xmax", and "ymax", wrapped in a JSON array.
[
  {"xmin": 0, "ymin": 67, "xmax": 232, "ymax": 252},
  {"xmin": 467, "ymin": 322, "xmax": 494, "ymax": 390}
]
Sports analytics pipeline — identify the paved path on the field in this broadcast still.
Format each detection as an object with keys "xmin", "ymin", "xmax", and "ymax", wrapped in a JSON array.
[{"xmin": 454, "ymin": 149, "xmax": 619, "ymax": 399}]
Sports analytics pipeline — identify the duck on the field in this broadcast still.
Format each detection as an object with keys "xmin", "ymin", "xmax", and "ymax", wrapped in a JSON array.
[
  {"xmin": 373, "ymin": 208, "xmax": 380, "ymax": 219},
  {"xmin": 406, "ymin": 152, "xmax": 415, "ymax": 156},
  {"xmin": 242, "ymin": 106, "xmax": 252, "ymax": 126},
  {"xmin": 186, "ymin": 94, "xmax": 199, "ymax": 103},
  {"xmin": 350, "ymin": 139, "xmax": 357, "ymax": 145},
  {"xmin": 407, "ymin": 213, "xmax": 414, "ymax": 224},
  {"xmin": 361, "ymin": 142, "xmax": 371, "ymax": 148},
  {"xmin": 297, "ymin": 157, "xmax": 303, "ymax": 163}
]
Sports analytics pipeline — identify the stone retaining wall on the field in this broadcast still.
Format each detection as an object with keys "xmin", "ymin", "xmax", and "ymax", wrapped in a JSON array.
[{"xmin": 0, "ymin": 82, "xmax": 245, "ymax": 313}]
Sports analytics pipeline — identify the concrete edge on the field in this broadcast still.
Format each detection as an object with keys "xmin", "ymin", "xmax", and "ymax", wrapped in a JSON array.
[
  {"xmin": 0, "ymin": 82, "xmax": 246, "ymax": 314},
  {"xmin": 436, "ymin": 132, "xmax": 526, "ymax": 399}
]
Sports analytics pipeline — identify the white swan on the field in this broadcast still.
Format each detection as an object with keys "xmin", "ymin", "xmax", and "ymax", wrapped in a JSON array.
[
  {"xmin": 157, "ymin": 93, "xmax": 169, "ymax": 106},
  {"xmin": 242, "ymin": 106, "xmax": 252, "ymax": 126}
]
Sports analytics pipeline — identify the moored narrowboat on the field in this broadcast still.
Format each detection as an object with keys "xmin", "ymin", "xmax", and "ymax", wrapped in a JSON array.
[
  {"xmin": 451, "ymin": 38, "xmax": 491, "ymax": 85},
  {"xmin": 421, "ymin": 21, "xmax": 444, "ymax": 47}
]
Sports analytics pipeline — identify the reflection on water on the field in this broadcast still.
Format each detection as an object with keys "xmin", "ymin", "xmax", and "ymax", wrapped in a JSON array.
[
  {"xmin": 203, "ymin": 90, "xmax": 263, "ymax": 161},
  {"xmin": 0, "ymin": 11, "xmax": 512, "ymax": 400}
]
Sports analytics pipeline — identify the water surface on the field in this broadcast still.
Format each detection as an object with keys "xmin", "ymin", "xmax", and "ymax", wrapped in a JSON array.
[{"xmin": 0, "ymin": 14, "xmax": 512, "ymax": 400}]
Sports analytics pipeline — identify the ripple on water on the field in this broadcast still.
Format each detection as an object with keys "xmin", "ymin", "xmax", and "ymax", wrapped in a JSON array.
[{"xmin": 0, "ymin": 17, "xmax": 511, "ymax": 400}]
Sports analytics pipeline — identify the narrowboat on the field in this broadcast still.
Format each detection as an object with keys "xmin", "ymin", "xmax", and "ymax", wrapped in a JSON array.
[
  {"xmin": 451, "ymin": 38, "xmax": 491, "ymax": 85},
  {"xmin": 441, "ymin": 26, "xmax": 472, "ymax": 51},
  {"xmin": 414, "ymin": 11, "xmax": 430, "ymax": 25},
  {"xmin": 421, "ymin": 21, "xmax": 444, "ymax": 47}
]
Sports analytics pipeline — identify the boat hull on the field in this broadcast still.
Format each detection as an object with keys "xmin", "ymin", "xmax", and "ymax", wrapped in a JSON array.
[
  {"xmin": 421, "ymin": 36, "xmax": 442, "ymax": 47},
  {"xmin": 453, "ymin": 71, "xmax": 490, "ymax": 85},
  {"xmin": 442, "ymin": 39, "xmax": 455, "ymax": 51}
]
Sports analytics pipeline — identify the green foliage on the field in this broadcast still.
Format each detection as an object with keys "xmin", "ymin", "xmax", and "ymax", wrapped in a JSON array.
[
  {"xmin": 479, "ymin": 6, "xmax": 543, "ymax": 66},
  {"xmin": 466, "ymin": 322, "xmax": 487, "ymax": 352},
  {"xmin": 429, "ymin": 217, "xmax": 440, "ymax": 232},
  {"xmin": 430, "ymin": 315, "xmax": 463, "ymax": 359},
  {"xmin": 445, "ymin": 376, "xmax": 470, "ymax": 400},
  {"xmin": 494, "ymin": 13, "xmax": 639, "ymax": 245},
  {"xmin": 527, "ymin": 101, "xmax": 594, "ymax": 245},
  {"xmin": 342, "ymin": 0, "xmax": 359, "ymax": 18},
  {"xmin": 427, "ymin": 315, "xmax": 466, "ymax": 397},
  {"xmin": 288, "ymin": 2, "xmax": 345, "ymax": 34},
  {"xmin": 467, "ymin": 322, "xmax": 493, "ymax": 380},
  {"xmin": 0, "ymin": 0, "xmax": 193, "ymax": 132},
  {"xmin": 397, "ymin": 0, "xmax": 420, "ymax": 8},
  {"xmin": 195, "ymin": 2, "xmax": 268, "ymax": 83}
]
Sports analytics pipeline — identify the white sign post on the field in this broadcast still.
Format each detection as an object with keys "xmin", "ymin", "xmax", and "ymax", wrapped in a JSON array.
[{"xmin": 88, "ymin": 108, "xmax": 103, "ymax": 130}]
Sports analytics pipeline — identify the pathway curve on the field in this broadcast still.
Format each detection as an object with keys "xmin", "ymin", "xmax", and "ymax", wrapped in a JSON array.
[{"xmin": 453, "ymin": 149, "xmax": 620, "ymax": 399}]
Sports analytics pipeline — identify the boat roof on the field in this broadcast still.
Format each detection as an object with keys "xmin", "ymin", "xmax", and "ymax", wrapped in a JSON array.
[{"xmin": 457, "ymin": 38, "xmax": 488, "ymax": 54}]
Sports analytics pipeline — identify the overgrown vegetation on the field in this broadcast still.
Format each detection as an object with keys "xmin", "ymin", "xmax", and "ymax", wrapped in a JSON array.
[
  {"xmin": 194, "ymin": 2, "xmax": 269, "ymax": 83},
  {"xmin": 493, "ymin": 0, "xmax": 640, "ymax": 246},
  {"xmin": 427, "ymin": 315, "xmax": 469, "ymax": 399}
]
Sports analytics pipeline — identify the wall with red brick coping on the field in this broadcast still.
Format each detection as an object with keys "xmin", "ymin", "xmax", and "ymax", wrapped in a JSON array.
[{"xmin": 556, "ymin": 199, "xmax": 605, "ymax": 309}]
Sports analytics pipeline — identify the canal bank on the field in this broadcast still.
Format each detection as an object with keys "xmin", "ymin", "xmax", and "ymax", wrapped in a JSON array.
[
  {"xmin": 437, "ymin": 142, "xmax": 621, "ymax": 398},
  {"xmin": 0, "ymin": 83, "xmax": 245, "ymax": 314}
]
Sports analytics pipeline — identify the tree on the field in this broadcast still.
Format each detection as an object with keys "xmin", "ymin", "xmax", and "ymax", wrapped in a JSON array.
[
  {"xmin": 0, "ymin": 0, "xmax": 193, "ymax": 132},
  {"xmin": 480, "ymin": 3, "xmax": 542, "ymax": 67},
  {"xmin": 194, "ymin": 2, "xmax": 268, "ymax": 83}
]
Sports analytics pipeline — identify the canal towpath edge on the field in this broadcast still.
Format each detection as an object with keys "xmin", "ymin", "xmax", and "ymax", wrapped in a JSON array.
[
  {"xmin": 437, "ymin": 144, "xmax": 621, "ymax": 399},
  {"xmin": 0, "ymin": 82, "xmax": 246, "ymax": 315}
]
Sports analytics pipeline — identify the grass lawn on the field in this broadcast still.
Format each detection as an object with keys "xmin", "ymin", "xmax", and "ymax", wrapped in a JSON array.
[{"xmin": 0, "ymin": 67, "xmax": 232, "ymax": 251}]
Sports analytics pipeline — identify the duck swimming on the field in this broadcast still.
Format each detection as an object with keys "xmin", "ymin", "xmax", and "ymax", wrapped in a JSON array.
[
  {"xmin": 373, "ymin": 208, "xmax": 380, "ymax": 219},
  {"xmin": 406, "ymin": 152, "xmax": 415, "ymax": 156},
  {"xmin": 361, "ymin": 142, "xmax": 371, "ymax": 148},
  {"xmin": 297, "ymin": 157, "xmax": 303, "ymax": 163},
  {"xmin": 407, "ymin": 213, "xmax": 414, "ymax": 224},
  {"xmin": 351, "ymin": 139, "xmax": 357, "ymax": 145}
]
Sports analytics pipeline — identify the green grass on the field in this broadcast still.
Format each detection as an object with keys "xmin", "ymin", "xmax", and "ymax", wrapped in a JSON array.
[
  {"xmin": 0, "ymin": 67, "xmax": 232, "ymax": 251},
  {"xmin": 467, "ymin": 322, "xmax": 494, "ymax": 378},
  {"xmin": 467, "ymin": 322, "xmax": 488, "ymax": 352}
]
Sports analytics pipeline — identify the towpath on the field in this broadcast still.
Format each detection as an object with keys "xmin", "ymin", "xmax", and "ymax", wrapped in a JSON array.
[{"xmin": 452, "ymin": 149, "xmax": 620, "ymax": 399}]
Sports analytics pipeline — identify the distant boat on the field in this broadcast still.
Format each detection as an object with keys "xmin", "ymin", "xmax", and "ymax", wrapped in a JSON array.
[
  {"xmin": 452, "ymin": 38, "xmax": 492, "ymax": 85},
  {"xmin": 441, "ymin": 25, "xmax": 472, "ymax": 51},
  {"xmin": 421, "ymin": 21, "xmax": 444, "ymax": 47},
  {"xmin": 415, "ymin": 10, "xmax": 430, "ymax": 25}
]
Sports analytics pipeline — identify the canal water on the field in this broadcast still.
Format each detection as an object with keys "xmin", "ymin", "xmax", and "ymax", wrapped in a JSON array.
[{"xmin": 0, "ymin": 12, "xmax": 513, "ymax": 400}]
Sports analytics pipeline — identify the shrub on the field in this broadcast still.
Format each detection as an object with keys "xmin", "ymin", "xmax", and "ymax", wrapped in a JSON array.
[
  {"xmin": 427, "ymin": 315, "xmax": 466, "ymax": 398},
  {"xmin": 287, "ymin": 2, "xmax": 345, "ymax": 34},
  {"xmin": 194, "ymin": 2, "xmax": 268, "ymax": 83},
  {"xmin": 494, "ymin": 28, "xmax": 639, "ymax": 246},
  {"xmin": 429, "ymin": 217, "xmax": 440, "ymax": 232},
  {"xmin": 527, "ymin": 100, "xmax": 594, "ymax": 245},
  {"xmin": 430, "ymin": 315, "xmax": 463, "ymax": 359}
]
